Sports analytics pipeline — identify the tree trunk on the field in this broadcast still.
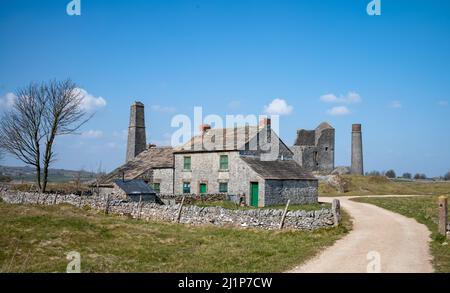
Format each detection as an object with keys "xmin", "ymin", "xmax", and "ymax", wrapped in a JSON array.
[
  {"xmin": 35, "ymin": 165, "xmax": 42, "ymax": 192},
  {"xmin": 42, "ymin": 131, "xmax": 56, "ymax": 193}
]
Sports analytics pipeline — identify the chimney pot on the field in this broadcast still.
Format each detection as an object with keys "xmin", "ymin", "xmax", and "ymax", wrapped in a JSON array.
[
  {"xmin": 259, "ymin": 118, "xmax": 271, "ymax": 128},
  {"xmin": 352, "ymin": 124, "xmax": 362, "ymax": 132},
  {"xmin": 199, "ymin": 124, "xmax": 211, "ymax": 134}
]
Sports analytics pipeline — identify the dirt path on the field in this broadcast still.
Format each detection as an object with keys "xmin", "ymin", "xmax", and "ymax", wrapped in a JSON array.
[{"xmin": 289, "ymin": 196, "xmax": 434, "ymax": 273}]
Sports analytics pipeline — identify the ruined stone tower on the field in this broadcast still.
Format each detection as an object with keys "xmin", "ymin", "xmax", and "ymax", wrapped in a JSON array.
[
  {"xmin": 291, "ymin": 122, "xmax": 335, "ymax": 173},
  {"xmin": 126, "ymin": 101, "xmax": 147, "ymax": 162},
  {"xmin": 351, "ymin": 124, "xmax": 364, "ymax": 175}
]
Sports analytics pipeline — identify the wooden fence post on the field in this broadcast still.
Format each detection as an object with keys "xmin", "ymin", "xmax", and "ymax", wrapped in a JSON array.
[
  {"xmin": 279, "ymin": 200, "xmax": 291, "ymax": 230},
  {"xmin": 105, "ymin": 194, "xmax": 110, "ymax": 215},
  {"xmin": 176, "ymin": 195, "xmax": 186, "ymax": 223},
  {"xmin": 137, "ymin": 195, "xmax": 143, "ymax": 219},
  {"xmin": 438, "ymin": 196, "xmax": 448, "ymax": 236}
]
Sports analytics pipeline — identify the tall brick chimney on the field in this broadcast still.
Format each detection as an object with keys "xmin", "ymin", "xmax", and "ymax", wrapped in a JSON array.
[
  {"xmin": 126, "ymin": 101, "xmax": 147, "ymax": 162},
  {"xmin": 351, "ymin": 124, "xmax": 364, "ymax": 175}
]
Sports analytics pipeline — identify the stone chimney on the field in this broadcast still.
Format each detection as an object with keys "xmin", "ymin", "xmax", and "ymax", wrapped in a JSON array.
[
  {"xmin": 351, "ymin": 124, "xmax": 364, "ymax": 175},
  {"xmin": 199, "ymin": 124, "xmax": 211, "ymax": 135},
  {"xmin": 259, "ymin": 117, "xmax": 272, "ymax": 142},
  {"xmin": 259, "ymin": 117, "xmax": 271, "ymax": 129},
  {"xmin": 126, "ymin": 101, "xmax": 147, "ymax": 162}
]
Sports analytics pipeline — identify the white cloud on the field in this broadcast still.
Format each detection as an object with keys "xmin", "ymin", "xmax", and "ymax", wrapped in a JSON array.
[
  {"xmin": 150, "ymin": 105, "xmax": 176, "ymax": 113},
  {"xmin": 438, "ymin": 100, "xmax": 448, "ymax": 107},
  {"xmin": 264, "ymin": 98, "xmax": 293, "ymax": 116},
  {"xmin": 0, "ymin": 92, "xmax": 17, "ymax": 110},
  {"xmin": 75, "ymin": 88, "xmax": 107, "ymax": 112},
  {"xmin": 390, "ymin": 100, "xmax": 402, "ymax": 108},
  {"xmin": 81, "ymin": 130, "xmax": 103, "ymax": 139},
  {"xmin": 327, "ymin": 106, "xmax": 350, "ymax": 116},
  {"xmin": 320, "ymin": 91, "xmax": 362, "ymax": 104}
]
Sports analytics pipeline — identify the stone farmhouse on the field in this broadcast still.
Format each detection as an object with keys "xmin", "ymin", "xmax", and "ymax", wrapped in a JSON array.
[{"xmin": 100, "ymin": 102, "xmax": 328, "ymax": 207}]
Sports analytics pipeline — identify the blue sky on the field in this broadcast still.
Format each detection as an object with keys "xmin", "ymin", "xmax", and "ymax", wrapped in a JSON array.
[{"xmin": 0, "ymin": 0, "xmax": 449, "ymax": 176}]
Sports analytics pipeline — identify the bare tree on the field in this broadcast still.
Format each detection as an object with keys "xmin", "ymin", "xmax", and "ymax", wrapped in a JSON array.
[
  {"xmin": 0, "ymin": 83, "xmax": 46, "ymax": 190},
  {"xmin": 41, "ymin": 80, "xmax": 91, "ymax": 192},
  {"xmin": 0, "ymin": 79, "xmax": 92, "ymax": 193}
]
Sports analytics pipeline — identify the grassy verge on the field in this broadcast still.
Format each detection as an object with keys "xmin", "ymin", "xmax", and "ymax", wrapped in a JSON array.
[
  {"xmin": 320, "ymin": 175, "xmax": 450, "ymax": 197},
  {"xmin": 192, "ymin": 201, "xmax": 331, "ymax": 211},
  {"xmin": 352, "ymin": 196, "xmax": 450, "ymax": 272},
  {"xmin": 0, "ymin": 202, "xmax": 351, "ymax": 273}
]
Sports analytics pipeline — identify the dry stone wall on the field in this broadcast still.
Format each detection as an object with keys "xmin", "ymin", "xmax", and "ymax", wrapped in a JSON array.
[{"xmin": 0, "ymin": 191, "xmax": 339, "ymax": 230}]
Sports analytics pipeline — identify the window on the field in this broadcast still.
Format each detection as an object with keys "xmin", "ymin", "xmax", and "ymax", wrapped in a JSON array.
[
  {"xmin": 183, "ymin": 156, "xmax": 191, "ymax": 170},
  {"xmin": 152, "ymin": 183, "xmax": 160, "ymax": 193},
  {"xmin": 219, "ymin": 182, "xmax": 228, "ymax": 193},
  {"xmin": 183, "ymin": 182, "xmax": 191, "ymax": 194},
  {"xmin": 219, "ymin": 155, "xmax": 228, "ymax": 170}
]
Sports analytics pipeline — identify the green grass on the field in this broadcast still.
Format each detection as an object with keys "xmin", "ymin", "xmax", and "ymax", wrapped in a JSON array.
[
  {"xmin": 320, "ymin": 175, "xmax": 450, "ymax": 197},
  {"xmin": 352, "ymin": 196, "xmax": 450, "ymax": 272},
  {"xmin": 0, "ymin": 202, "xmax": 351, "ymax": 273},
  {"xmin": 192, "ymin": 200, "xmax": 331, "ymax": 211}
]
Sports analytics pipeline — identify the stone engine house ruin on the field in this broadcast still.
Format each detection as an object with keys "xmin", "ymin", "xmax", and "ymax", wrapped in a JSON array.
[{"xmin": 290, "ymin": 122, "xmax": 335, "ymax": 173}]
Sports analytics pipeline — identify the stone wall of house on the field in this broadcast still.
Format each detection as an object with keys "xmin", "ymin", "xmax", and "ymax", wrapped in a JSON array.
[
  {"xmin": 264, "ymin": 180, "xmax": 318, "ymax": 206},
  {"xmin": 152, "ymin": 168, "xmax": 173, "ymax": 194},
  {"xmin": 174, "ymin": 151, "xmax": 266, "ymax": 207},
  {"xmin": 0, "ymin": 191, "xmax": 339, "ymax": 230}
]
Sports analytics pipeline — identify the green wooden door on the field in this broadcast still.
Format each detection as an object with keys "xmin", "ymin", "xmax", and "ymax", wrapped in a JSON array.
[
  {"xmin": 200, "ymin": 183, "xmax": 207, "ymax": 194},
  {"xmin": 250, "ymin": 182, "xmax": 259, "ymax": 207}
]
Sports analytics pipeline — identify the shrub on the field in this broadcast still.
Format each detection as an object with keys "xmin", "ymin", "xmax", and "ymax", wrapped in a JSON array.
[
  {"xmin": 0, "ymin": 175, "xmax": 12, "ymax": 182},
  {"xmin": 414, "ymin": 173, "xmax": 427, "ymax": 180},
  {"xmin": 402, "ymin": 173, "xmax": 412, "ymax": 179},
  {"xmin": 385, "ymin": 170, "xmax": 396, "ymax": 179},
  {"xmin": 444, "ymin": 171, "xmax": 450, "ymax": 181},
  {"xmin": 366, "ymin": 170, "xmax": 381, "ymax": 176}
]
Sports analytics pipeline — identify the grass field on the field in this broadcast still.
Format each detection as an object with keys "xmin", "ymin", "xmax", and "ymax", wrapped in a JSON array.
[
  {"xmin": 352, "ymin": 196, "xmax": 450, "ymax": 272},
  {"xmin": 320, "ymin": 175, "xmax": 450, "ymax": 197},
  {"xmin": 0, "ymin": 201, "xmax": 351, "ymax": 273}
]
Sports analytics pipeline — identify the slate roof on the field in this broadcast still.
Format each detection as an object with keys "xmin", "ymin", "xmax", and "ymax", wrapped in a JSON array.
[
  {"xmin": 239, "ymin": 156, "xmax": 316, "ymax": 180},
  {"xmin": 113, "ymin": 179, "xmax": 156, "ymax": 195},
  {"xmin": 177, "ymin": 126, "xmax": 258, "ymax": 152},
  {"xmin": 176, "ymin": 126, "xmax": 292, "ymax": 155},
  {"xmin": 100, "ymin": 147, "xmax": 174, "ymax": 184}
]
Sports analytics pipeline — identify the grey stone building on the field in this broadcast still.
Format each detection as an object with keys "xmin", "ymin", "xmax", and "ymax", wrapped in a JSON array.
[
  {"xmin": 173, "ymin": 120, "xmax": 318, "ymax": 207},
  {"xmin": 100, "ymin": 179, "xmax": 158, "ymax": 202},
  {"xmin": 101, "ymin": 102, "xmax": 318, "ymax": 207},
  {"xmin": 290, "ymin": 122, "xmax": 335, "ymax": 173},
  {"xmin": 100, "ymin": 146, "xmax": 174, "ymax": 195}
]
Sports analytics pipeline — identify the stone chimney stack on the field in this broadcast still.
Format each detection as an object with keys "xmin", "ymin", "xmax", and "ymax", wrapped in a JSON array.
[
  {"xmin": 351, "ymin": 124, "xmax": 364, "ymax": 175},
  {"xmin": 126, "ymin": 101, "xmax": 147, "ymax": 163},
  {"xmin": 199, "ymin": 124, "xmax": 211, "ymax": 135},
  {"xmin": 259, "ymin": 117, "xmax": 271, "ymax": 129}
]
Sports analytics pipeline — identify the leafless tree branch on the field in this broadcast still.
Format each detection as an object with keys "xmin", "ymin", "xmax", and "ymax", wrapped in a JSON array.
[{"xmin": 0, "ymin": 79, "xmax": 94, "ymax": 192}]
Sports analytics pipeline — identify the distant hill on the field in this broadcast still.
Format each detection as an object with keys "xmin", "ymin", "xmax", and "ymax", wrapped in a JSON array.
[{"xmin": 0, "ymin": 165, "xmax": 98, "ymax": 183}]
